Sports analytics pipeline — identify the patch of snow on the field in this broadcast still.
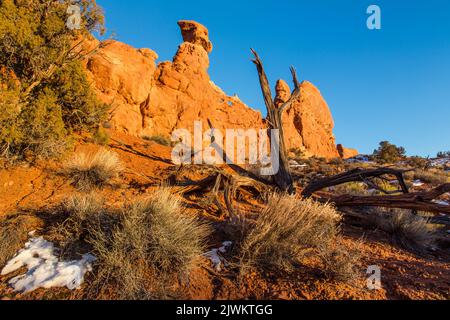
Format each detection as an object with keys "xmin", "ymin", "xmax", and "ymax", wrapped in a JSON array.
[
  {"xmin": 204, "ymin": 241, "xmax": 232, "ymax": 272},
  {"xmin": 289, "ymin": 160, "xmax": 308, "ymax": 169},
  {"xmin": 429, "ymin": 158, "xmax": 450, "ymax": 167},
  {"xmin": 345, "ymin": 155, "xmax": 374, "ymax": 164},
  {"xmin": 413, "ymin": 180, "xmax": 424, "ymax": 187},
  {"xmin": 432, "ymin": 200, "xmax": 449, "ymax": 206},
  {"xmin": 1, "ymin": 236, "xmax": 95, "ymax": 293}
]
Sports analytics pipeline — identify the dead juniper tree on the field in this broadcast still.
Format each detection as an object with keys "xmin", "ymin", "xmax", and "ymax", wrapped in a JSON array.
[{"xmin": 251, "ymin": 49, "xmax": 301, "ymax": 194}]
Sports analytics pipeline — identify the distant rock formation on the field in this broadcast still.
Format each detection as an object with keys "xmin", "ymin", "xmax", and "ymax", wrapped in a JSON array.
[
  {"xmin": 337, "ymin": 144, "xmax": 359, "ymax": 159},
  {"xmin": 274, "ymin": 80, "xmax": 341, "ymax": 158},
  {"xmin": 83, "ymin": 20, "xmax": 357, "ymax": 159}
]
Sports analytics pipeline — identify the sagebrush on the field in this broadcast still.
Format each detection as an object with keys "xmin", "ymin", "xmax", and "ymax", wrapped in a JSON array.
[
  {"xmin": 374, "ymin": 209, "xmax": 436, "ymax": 252},
  {"xmin": 237, "ymin": 194, "xmax": 359, "ymax": 282},
  {"xmin": 88, "ymin": 188, "xmax": 210, "ymax": 299},
  {"xmin": 64, "ymin": 149, "xmax": 123, "ymax": 191}
]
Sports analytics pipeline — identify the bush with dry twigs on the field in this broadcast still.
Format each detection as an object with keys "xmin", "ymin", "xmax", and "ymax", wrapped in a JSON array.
[
  {"xmin": 87, "ymin": 188, "xmax": 211, "ymax": 299},
  {"xmin": 48, "ymin": 193, "xmax": 111, "ymax": 259},
  {"xmin": 373, "ymin": 209, "xmax": 436, "ymax": 252},
  {"xmin": 64, "ymin": 149, "xmax": 123, "ymax": 191},
  {"xmin": 237, "ymin": 194, "xmax": 359, "ymax": 282},
  {"xmin": 405, "ymin": 169, "xmax": 450, "ymax": 186}
]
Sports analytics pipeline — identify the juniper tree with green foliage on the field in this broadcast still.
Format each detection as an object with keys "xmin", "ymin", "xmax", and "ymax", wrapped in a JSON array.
[
  {"xmin": 0, "ymin": 0, "xmax": 107, "ymax": 158},
  {"xmin": 373, "ymin": 141, "xmax": 406, "ymax": 164},
  {"xmin": 437, "ymin": 151, "xmax": 450, "ymax": 159}
]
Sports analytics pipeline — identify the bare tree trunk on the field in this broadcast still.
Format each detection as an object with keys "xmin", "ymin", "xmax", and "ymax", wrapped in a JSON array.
[
  {"xmin": 329, "ymin": 184, "xmax": 450, "ymax": 214},
  {"xmin": 302, "ymin": 167, "xmax": 411, "ymax": 198},
  {"xmin": 251, "ymin": 49, "xmax": 301, "ymax": 194},
  {"xmin": 302, "ymin": 168, "xmax": 450, "ymax": 214}
]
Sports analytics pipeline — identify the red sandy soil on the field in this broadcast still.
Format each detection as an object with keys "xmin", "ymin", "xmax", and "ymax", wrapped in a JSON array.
[{"xmin": 1, "ymin": 131, "xmax": 449, "ymax": 300}]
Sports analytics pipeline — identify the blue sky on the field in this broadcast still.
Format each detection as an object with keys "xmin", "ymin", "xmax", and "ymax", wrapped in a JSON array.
[{"xmin": 96, "ymin": 0, "xmax": 450, "ymax": 157}]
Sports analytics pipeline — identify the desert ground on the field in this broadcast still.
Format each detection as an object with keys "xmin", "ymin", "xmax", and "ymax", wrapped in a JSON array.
[
  {"xmin": 1, "ymin": 3, "xmax": 449, "ymax": 301},
  {"xmin": 0, "ymin": 131, "xmax": 449, "ymax": 300}
]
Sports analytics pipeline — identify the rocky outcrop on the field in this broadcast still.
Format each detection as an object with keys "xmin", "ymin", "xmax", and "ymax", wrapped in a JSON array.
[
  {"xmin": 337, "ymin": 144, "xmax": 359, "ymax": 159},
  {"xmin": 84, "ymin": 20, "xmax": 356, "ymax": 159},
  {"xmin": 178, "ymin": 20, "xmax": 213, "ymax": 53},
  {"xmin": 84, "ymin": 39, "xmax": 158, "ymax": 135},
  {"xmin": 275, "ymin": 80, "xmax": 341, "ymax": 158}
]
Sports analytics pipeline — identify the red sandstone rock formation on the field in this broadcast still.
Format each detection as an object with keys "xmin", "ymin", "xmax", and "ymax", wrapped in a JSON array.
[
  {"xmin": 274, "ymin": 79, "xmax": 341, "ymax": 158},
  {"xmin": 83, "ymin": 20, "xmax": 357, "ymax": 159},
  {"xmin": 337, "ymin": 144, "xmax": 359, "ymax": 159}
]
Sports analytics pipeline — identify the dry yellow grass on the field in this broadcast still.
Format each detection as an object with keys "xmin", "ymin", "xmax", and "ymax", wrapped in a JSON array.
[
  {"xmin": 88, "ymin": 188, "xmax": 211, "ymax": 299},
  {"xmin": 49, "ymin": 193, "xmax": 105, "ymax": 258},
  {"xmin": 237, "ymin": 194, "xmax": 358, "ymax": 281},
  {"xmin": 64, "ymin": 149, "xmax": 123, "ymax": 191},
  {"xmin": 405, "ymin": 169, "xmax": 450, "ymax": 185},
  {"xmin": 374, "ymin": 209, "xmax": 436, "ymax": 252}
]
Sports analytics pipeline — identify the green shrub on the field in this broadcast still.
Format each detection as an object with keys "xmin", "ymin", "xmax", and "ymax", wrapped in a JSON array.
[
  {"xmin": 407, "ymin": 156, "xmax": 428, "ymax": 169},
  {"xmin": 373, "ymin": 141, "xmax": 406, "ymax": 164},
  {"xmin": 405, "ymin": 169, "xmax": 450, "ymax": 185},
  {"xmin": 437, "ymin": 151, "xmax": 450, "ymax": 158},
  {"xmin": 0, "ymin": 0, "xmax": 107, "ymax": 159},
  {"xmin": 20, "ymin": 88, "xmax": 69, "ymax": 157},
  {"xmin": 51, "ymin": 62, "xmax": 109, "ymax": 132},
  {"xmin": 93, "ymin": 127, "xmax": 110, "ymax": 146},
  {"xmin": 142, "ymin": 135, "xmax": 171, "ymax": 147}
]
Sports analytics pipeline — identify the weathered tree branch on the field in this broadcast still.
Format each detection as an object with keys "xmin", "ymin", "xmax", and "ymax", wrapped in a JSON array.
[
  {"xmin": 328, "ymin": 185, "xmax": 450, "ymax": 214},
  {"xmin": 302, "ymin": 167, "xmax": 411, "ymax": 198},
  {"xmin": 279, "ymin": 67, "xmax": 301, "ymax": 114},
  {"xmin": 303, "ymin": 168, "xmax": 450, "ymax": 214},
  {"xmin": 251, "ymin": 49, "xmax": 298, "ymax": 194}
]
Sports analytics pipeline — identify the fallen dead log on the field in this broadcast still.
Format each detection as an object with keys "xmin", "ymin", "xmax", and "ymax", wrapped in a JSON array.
[
  {"xmin": 302, "ymin": 167, "xmax": 411, "ymax": 198},
  {"xmin": 340, "ymin": 209, "xmax": 450, "ymax": 227},
  {"xmin": 326, "ymin": 184, "xmax": 450, "ymax": 215},
  {"xmin": 302, "ymin": 168, "xmax": 450, "ymax": 215}
]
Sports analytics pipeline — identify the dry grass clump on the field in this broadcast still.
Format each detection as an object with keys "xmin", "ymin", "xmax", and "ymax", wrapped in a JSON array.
[
  {"xmin": 332, "ymin": 182, "xmax": 370, "ymax": 196},
  {"xmin": 319, "ymin": 240, "xmax": 363, "ymax": 282},
  {"xmin": 237, "ymin": 194, "xmax": 359, "ymax": 282},
  {"xmin": 88, "ymin": 188, "xmax": 210, "ymax": 299},
  {"xmin": 374, "ymin": 209, "xmax": 436, "ymax": 252},
  {"xmin": 64, "ymin": 148, "xmax": 123, "ymax": 191},
  {"xmin": 49, "ymin": 193, "xmax": 106, "ymax": 259},
  {"xmin": 0, "ymin": 215, "xmax": 42, "ymax": 268},
  {"xmin": 405, "ymin": 169, "xmax": 450, "ymax": 185}
]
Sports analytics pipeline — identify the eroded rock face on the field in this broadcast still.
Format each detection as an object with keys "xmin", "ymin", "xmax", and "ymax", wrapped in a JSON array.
[
  {"xmin": 337, "ymin": 144, "xmax": 359, "ymax": 159},
  {"xmin": 274, "ymin": 80, "xmax": 342, "ymax": 158},
  {"xmin": 84, "ymin": 39, "xmax": 158, "ymax": 135},
  {"xmin": 84, "ymin": 20, "xmax": 356, "ymax": 158},
  {"xmin": 178, "ymin": 20, "xmax": 213, "ymax": 53}
]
